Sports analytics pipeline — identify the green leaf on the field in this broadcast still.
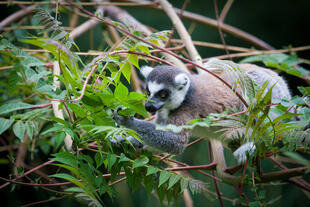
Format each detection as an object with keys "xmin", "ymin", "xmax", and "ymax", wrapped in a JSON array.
[
  {"xmin": 146, "ymin": 166, "xmax": 159, "ymax": 176},
  {"xmin": 114, "ymin": 83, "xmax": 128, "ymax": 100},
  {"xmin": 120, "ymin": 61, "xmax": 131, "ymax": 83},
  {"xmin": 128, "ymin": 54, "xmax": 139, "ymax": 69},
  {"xmin": 13, "ymin": 120, "xmax": 26, "ymax": 140},
  {"xmin": 107, "ymin": 153, "xmax": 117, "ymax": 171},
  {"xmin": 54, "ymin": 131, "xmax": 66, "ymax": 149},
  {"xmin": 180, "ymin": 178, "xmax": 188, "ymax": 193},
  {"xmin": 0, "ymin": 118, "xmax": 14, "ymax": 135},
  {"xmin": 65, "ymin": 187, "xmax": 86, "ymax": 193},
  {"xmin": 158, "ymin": 170, "xmax": 171, "ymax": 187},
  {"xmin": 67, "ymin": 103, "xmax": 87, "ymax": 118},
  {"xmin": 50, "ymin": 173, "xmax": 84, "ymax": 189},
  {"xmin": 23, "ymin": 38, "xmax": 80, "ymax": 79},
  {"xmin": 52, "ymin": 152, "xmax": 78, "ymax": 168},
  {"xmin": 298, "ymin": 86, "xmax": 310, "ymax": 96},
  {"xmin": 26, "ymin": 120, "xmax": 37, "ymax": 140},
  {"xmin": 144, "ymin": 175, "xmax": 154, "ymax": 195},
  {"xmin": 168, "ymin": 174, "xmax": 181, "ymax": 190},
  {"xmin": 50, "ymin": 117, "xmax": 71, "ymax": 128},
  {"xmin": 0, "ymin": 102, "xmax": 33, "ymax": 115},
  {"xmin": 249, "ymin": 201, "xmax": 260, "ymax": 207},
  {"xmin": 40, "ymin": 124, "xmax": 63, "ymax": 135},
  {"xmin": 119, "ymin": 153, "xmax": 130, "ymax": 162},
  {"xmin": 132, "ymin": 156, "xmax": 149, "ymax": 169},
  {"xmin": 95, "ymin": 153, "xmax": 105, "ymax": 168}
]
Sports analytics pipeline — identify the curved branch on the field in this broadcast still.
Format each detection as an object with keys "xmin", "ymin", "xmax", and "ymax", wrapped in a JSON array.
[
  {"xmin": 139, "ymin": 1, "xmax": 274, "ymax": 50},
  {"xmin": 52, "ymin": 61, "xmax": 73, "ymax": 150},
  {"xmin": 0, "ymin": 5, "xmax": 35, "ymax": 31},
  {"xmin": 158, "ymin": 0, "xmax": 202, "ymax": 67}
]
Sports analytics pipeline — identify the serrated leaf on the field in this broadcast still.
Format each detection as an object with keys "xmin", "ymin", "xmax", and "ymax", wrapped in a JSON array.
[
  {"xmin": 114, "ymin": 83, "xmax": 128, "ymax": 100},
  {"xmin": 128, "ymin": 54, "xmax": 139, "ymax": 69},
  {"xmin": 54, "ymin": 131, "xmax": 66, "ymax": 149},
  {"xmin": 52, "ymin": 152, "xmax": 78, "ymax": 168},
  {"xmin": 120, "ymin": 61, "xmax": 131, "ymax": 83},
  {"xmin": 119, "ymin": 153, "xmax": 130, "ymax": 162},
  {"xmin": 168, "ymin": 174, "xmax": 181, "ymax": 190},
  {"xmin": 0, "ymin": 118, "xmax": 14, "ymax": 135},
  {"xmin": 50, "ymin": 117, "xmax": 71, "ymax": 128},
  {"xmin": 40, "ymin": 124, "xmax": 63, "ymax": 135},
  {"xmin": 298, "ymin": 86, "xmax": 310, "ymax": 96},
  {"xmin": 65, "ymin": 187, "xmax": 86, "ymax": 193},
  {"xmin": 50, "ymin": 173, "xmax": 85, "ymax": 189},
  {"xmin": 158, "ymin": 170, "xmax": 171, "ymax": 187},
  {"xmin": 132, "ymin": 156, "xmax": 149, "ymax": 169},
  {"xmin": 95, "ymin": 153, "xmax": 104, "ymax": 168},
  {"xmin": 144, "ymin": 175, "xmax": 154, "ymax": 195},
  {"xmin": 107, "ymin": 153, "xmax": 117, "ymax": 171},
  {"xmin": 13, "ymin": 120, "xmax": 26, "ymax": 140},
  {"xmin": 67, "ymin": 103, "xmax": 87, "ymax": 118},
  {"xmin": 180, "ymin": 178, "xmax": 188, "ymax": 193},
  {"xmin": 26, "ymin": 120, "xmax": 37, "ymax": 140},
  {"xmin": 146, "ymin": 166, "xmax": 159, "ymax": 176},
  {"xmin": 0, "ymin": 102, "xmax": 33, "ymax": 115}
]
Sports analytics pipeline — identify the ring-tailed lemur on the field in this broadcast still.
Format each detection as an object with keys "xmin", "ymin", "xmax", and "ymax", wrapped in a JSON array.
[{"xmin": 112, "ymin": 60, "xmax": 291, "ymax": 162}]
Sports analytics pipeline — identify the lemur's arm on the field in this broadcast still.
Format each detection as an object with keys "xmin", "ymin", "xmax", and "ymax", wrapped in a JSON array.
[{"xmin": 113, "ymin": 114, "xmax": 186, "ymax": 154}]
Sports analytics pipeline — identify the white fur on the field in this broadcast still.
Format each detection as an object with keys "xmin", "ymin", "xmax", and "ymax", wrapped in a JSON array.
[
  {"xmin": 233, "ymin": 142, "xmax": 256, "ymax": 163},
  {"xmin": 174, "ymin": 73, "xmax": 189, "ymax": 89},
  {"xmin": 140, "ymin": 66, "xmax": 154, "ymax": 78},
  {"xmin": 148, "ymin": 81, "xmax": 164, "ymax": 96},
  {"xmin": 165, "ymin": 75, "xmax": 190, "ymax": 110}
]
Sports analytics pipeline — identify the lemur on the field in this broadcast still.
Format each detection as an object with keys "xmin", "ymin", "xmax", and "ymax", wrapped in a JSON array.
[{"xmin": 112, "ymin": 60, "xmax": 292, "ymax": 162}]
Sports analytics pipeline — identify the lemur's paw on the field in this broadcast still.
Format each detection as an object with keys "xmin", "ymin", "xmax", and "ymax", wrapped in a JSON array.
[
  {"xmin": 109, "ymin": 135, "xmax": 125, "ymax": 145},
  {"xmin": 109, "ymin": 135, "xmax": 144, "ymax": 149},
  {"xmin": 233, "ymin": 142, "xmax": 256, "ymax": 163},
  {"xmin": 113, "ymin": 107, "xmax": 133, "ymax": 126}
]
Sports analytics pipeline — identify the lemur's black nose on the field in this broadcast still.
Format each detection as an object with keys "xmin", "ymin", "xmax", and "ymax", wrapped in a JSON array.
[{"xmin": 145, "ymin": 101, "xmax": 158, "ymax": 113}]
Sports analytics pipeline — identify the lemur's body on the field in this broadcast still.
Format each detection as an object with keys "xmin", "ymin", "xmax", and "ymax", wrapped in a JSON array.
[{"xmin": 113, "ymin": 61, "xmax": 291, "ymax": 160}]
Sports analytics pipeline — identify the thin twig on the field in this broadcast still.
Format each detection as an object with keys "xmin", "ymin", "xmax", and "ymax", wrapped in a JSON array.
[
  {"xmin": 214, "ymin": 0, "xmax": 231, "ymax": 59},
  {"xmin": 21, "ymin": 195, "xmax": 69, "ymax": 207},
  {"xmin": 0, "ymin": 160, "xmax": 55, "ymax": 190},
  {"xmin": 0, "ymin": 5, "xmax": 35, "ymax": 30},
  {"xmin": 165, "ymin": 162, "xmax": 217, "ymax": 171},
  {"xmin": 205, "ymin": 45, "xmax": 310, "ymax": 60},
  {"xmin": 144, "ymin": 2, "xmax": 274, "ymax": 50}
]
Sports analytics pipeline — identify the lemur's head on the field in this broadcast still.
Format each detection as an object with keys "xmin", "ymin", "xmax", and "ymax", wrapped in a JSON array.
[{"xmin": 141, "ymin": 65, "xmax": 191, "ymax": 113}]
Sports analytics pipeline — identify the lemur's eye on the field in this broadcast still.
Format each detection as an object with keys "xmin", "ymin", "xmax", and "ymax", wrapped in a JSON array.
[{"xmin": 146, "ymin": 90, "xmax": 151, "ymax": 96}]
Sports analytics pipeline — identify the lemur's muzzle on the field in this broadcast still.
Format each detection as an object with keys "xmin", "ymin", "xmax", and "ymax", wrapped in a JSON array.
[{"xmin": 145, "ymin": 99, "xmax": 164, "ymax": 113}]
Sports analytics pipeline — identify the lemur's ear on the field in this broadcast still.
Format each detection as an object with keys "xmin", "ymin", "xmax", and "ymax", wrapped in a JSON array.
[
  {"xmin": 174, "ymin": 73, "xmax": 189, "ymax": 90},
  {"xmin": 140, "ymin": 66, "xmax": 154, "ymax": 78}
]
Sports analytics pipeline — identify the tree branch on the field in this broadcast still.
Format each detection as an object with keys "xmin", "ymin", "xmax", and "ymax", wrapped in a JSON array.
[
  {"xmin": 158, "ymin": 0, "xmax": 202, "ymax": 68},
  {"xmin": 0, "ymin": 5, "xmax": 35, "ymax": 31},
  {"xmin": 52, "ymin": 61, "xmax": 73, "ymax": 150},
  {"xmin": 140, "ymin": 1, "xmax": 274, "ymax": 50}
]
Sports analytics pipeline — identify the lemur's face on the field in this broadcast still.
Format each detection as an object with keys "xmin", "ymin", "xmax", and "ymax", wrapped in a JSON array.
[{"xmin": 145, "ymin": 73, "xmax": 190, "ymax": 113}]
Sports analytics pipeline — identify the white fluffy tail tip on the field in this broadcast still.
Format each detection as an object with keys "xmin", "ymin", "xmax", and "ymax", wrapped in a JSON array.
[{"xmin": 233, "ymin": 142, "xmax": 256, "ymax": 163}]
